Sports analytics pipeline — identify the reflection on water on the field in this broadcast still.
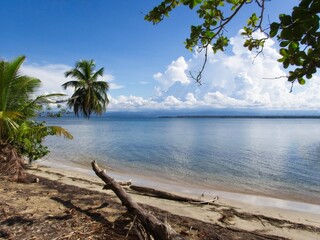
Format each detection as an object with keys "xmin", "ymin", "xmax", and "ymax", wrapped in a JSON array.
[{"xmin": 42, "ymin": 117, "xmax": 320, "ymax": 204}]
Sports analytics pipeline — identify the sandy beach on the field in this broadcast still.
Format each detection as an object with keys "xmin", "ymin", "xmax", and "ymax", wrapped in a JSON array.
[{"xmin": 1, "ymin": 159, "xmax": 318, "ymax": 239}]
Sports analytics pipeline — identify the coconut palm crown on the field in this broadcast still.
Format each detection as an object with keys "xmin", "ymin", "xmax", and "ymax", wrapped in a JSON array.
[{"xmin": 62, "ymin": 60, "xmax": 110, "ymax": 118}]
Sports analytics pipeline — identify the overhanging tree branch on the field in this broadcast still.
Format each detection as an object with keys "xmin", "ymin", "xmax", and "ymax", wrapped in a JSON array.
[{"xmin": 146, "ymin": 0, "xmax": 320, "ymax": 86}]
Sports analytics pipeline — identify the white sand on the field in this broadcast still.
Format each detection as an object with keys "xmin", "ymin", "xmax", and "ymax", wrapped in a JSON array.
[{"xmin": 29, "ymin": 159, "xmax": 320, "ymax": 240}]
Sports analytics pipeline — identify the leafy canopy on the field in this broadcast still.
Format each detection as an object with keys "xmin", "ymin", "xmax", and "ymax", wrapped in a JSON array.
[{"xmin": 145, "ymin": 0, "xmax": 320, "ymax": 85}]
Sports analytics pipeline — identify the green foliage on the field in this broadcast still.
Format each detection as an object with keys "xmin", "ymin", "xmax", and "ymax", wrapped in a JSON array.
[
  {"xmin": 145, "ymin": 0, "xmax": 320, "ymax": 85},
  {"xmin": 62, "ymin": 60, "xmax": 110, "ymax": 118},
  {"xmin": 14, "ymin": 121, "xmax": 73, "ymax": 162},
  {"xmin": 273, "ymin": 0, "xmax": 320, "ymax": 84},
  {"xmin": 0, "ymin": 56, "xmax": 72, "ymax": 163}
]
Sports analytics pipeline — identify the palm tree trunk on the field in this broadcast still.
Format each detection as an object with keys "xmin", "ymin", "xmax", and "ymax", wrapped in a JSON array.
[{"xmin": 0, "ymin": 143, "xmax": 28, "ymax": 182}]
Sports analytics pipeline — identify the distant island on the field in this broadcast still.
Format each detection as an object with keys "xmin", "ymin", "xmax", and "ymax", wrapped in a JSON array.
[{"xmin": 159, "ymin": 115, "xmax": 320, "ymax": 119}]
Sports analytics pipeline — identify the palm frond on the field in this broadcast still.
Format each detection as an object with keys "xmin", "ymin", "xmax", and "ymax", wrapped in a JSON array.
[
  {"xmin": 61, "ymin": 80, "xmax": 83, "ymax": 90},
  {"xmin": 93, "ymin": 81, "xmax": 109, "ymax": 91},
  {"xmin": 0, "ymin": 111, "xmax": 22, "ymax": 141},
  {"xmin": 91, "ymin": 67, "xmax": 104, "ymax": 81},
  {"xmin": 64, "ymin": 68, "xmax": 86, "ymax": 81},
  {"xmin": 8, "ymin": 77, "xmax": 41, "ymax": 110},
  {"xmin": 76, "ymin": 60, "xmax": 95, "ymax": 80},
  {"xmin": 62, "ymin": 59, "xmax": 110, "ymax": 118},
  {"xmin": 33, "ymin": 93, "xmax": 67, "ymax": 104},
  {"xmin": 46, "ymin": 126, "xmax": 73, "ymax": 139},
  {"xmin": 0, "ymin": 56, "xmax": 26, "ymax": 111},
  {"xmin": 15, "ymin": 122, "xmax": 73, "ymax": 143}
]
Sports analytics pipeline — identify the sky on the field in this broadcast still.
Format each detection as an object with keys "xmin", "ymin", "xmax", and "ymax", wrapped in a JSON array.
[{"xmin": 1, "ymin": 0, "xmax": 319, "ymax": 113}]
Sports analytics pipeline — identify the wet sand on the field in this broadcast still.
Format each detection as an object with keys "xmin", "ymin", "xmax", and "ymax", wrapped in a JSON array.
[{"xmin": 39, "ymin": 158, "xmax": 320, "ymax": 213}]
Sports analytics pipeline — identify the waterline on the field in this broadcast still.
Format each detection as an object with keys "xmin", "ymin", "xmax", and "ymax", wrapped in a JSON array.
[{"xmin": 42, "ymin": 116, "xmax": 320, "ymax": 205}]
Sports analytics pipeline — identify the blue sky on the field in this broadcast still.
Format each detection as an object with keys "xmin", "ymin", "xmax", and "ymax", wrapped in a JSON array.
[{"xmin": 2, "ymin": 0, "xmax": 319, "ymax": 112}]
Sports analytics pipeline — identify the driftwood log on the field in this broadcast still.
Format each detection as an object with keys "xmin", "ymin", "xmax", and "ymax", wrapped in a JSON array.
[
  {"xmin": 130, "ymin": 185, "xmax": 218, "ymax": 204},
  {"xmin": 91, "ymin": 161, "xmax": 185, "ymax": 240}
]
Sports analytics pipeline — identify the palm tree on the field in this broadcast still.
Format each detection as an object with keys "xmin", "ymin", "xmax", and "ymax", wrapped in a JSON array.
[
  {"xmin": 0, "ymin": 56, "xmax": 72, "ymax": 181},
  {"xmin": 62, "ymin": 60, "xmax": 110, "ymax": 118},
  {"xmin": 0, "ymin": 56, "xmax": 38, "ymax": 140}
]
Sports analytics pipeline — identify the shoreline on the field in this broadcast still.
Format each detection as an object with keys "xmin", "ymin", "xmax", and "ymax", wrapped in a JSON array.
[
  {"xmin": 36, "ymin": 158, "xmax": 320, "ymax": 214},
  {"xmin": 25, "ymin": 159, "xmax": 320, "ymax": 239},
  {"xmin": 3, "ymin": 167, "xmax": 319, "ymax": 240},
  {"xmin": 42, "ymin": 116, "xmax": 320, "ymax": 208}
]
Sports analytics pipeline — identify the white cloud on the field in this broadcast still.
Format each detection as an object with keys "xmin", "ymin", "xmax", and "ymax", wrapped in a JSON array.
[
  {"xmin": 139, "ymin": 81, "xmax": 149, "ymax": 85},
  {"xmin": 21, "ymin": 63, "xmax": 121, "ymax": 98},
  {"xmin": 19, "ymin": 30, "xmax": 320, "ymax": 112},
  {"xmin": 185, "ymin": 93, "xmax": 197, "ymax": 105},
  {"xmin": 109, "ymin": 83, "xmax": 125, "ymax": 90},
  {"xmin": 154, "ymin": 56, "xmax": 190, "ymax": 89},
  {"xmin": 107, "ymin": 30, "xmax": 320, "ymax": 111},
  {"xmin": 21, "ymin": 64, "xmax": 72, "ymax": 96},
  {"xmin": 108, "ymin": 95, "xmax": 157, "ymax": 111},
  {"xmin": 158, "ymin": 31, "xmax": 320, "ymax": 110},
  {"xmin": 163, "ymin": 96, "xmax": 182, "ymax": 106}
]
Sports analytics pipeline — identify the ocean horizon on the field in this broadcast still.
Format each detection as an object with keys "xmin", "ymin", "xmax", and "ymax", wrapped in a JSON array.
[{"xmin": 41, "ymin": 115, "xmax": 320, "ymax": 205}]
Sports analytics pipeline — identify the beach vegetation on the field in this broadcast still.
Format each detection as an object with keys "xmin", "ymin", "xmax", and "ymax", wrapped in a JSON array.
[
  {"xmin": 145, "ymin": 0, "xmax": 320, "ymax": 86},
  {"xmin": 0, "ymin": 56, "xmax": 72, "ymax": 181}
]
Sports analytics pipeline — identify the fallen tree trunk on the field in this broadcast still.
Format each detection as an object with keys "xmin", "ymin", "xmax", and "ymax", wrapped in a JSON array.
[
  {"xmin": 91, "ymin": 161, "xmax": 185, "ymax": 240},
  {"xmin": 130, "ymin": 185, "xmax": 218, "ymax": 204}
]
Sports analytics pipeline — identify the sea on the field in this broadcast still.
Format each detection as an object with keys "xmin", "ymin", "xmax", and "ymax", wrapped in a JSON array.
[{"xmin": 40, "ymin": 115, "xmax": 320, "ymax": 207}]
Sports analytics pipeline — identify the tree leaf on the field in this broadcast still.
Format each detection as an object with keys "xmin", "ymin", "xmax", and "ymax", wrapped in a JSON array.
[
  {"xmin": 269, "ymin": 22, "xmax": 279, "ymax": 38},
  {"xmin": 298, "ymin": 78, "xmax": 306, "ymax": 85}
]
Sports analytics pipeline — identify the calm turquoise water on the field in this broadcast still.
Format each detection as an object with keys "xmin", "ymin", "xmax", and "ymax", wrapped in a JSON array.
[{"xmin": 42, "ymin": 116, "xmax": 320, "ymax": 204}]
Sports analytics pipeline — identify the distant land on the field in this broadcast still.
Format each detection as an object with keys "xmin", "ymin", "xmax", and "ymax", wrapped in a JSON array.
[
  {"xmin": 158, "ymin": 115, "xmax": 320, "ymax": 119},
  {"xmin": 41, "ymin": 108, "xmax": 320, "ymax": 119},
  {"xmin": 103, "ymin": 109, "xmax": 320, "ymax": 118}
]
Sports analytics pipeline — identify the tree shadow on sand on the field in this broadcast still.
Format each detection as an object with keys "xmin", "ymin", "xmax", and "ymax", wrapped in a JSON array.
[
  {"xmin": 1, "ymin": 216, "xmax": 34, "ymax": 226},
  {"xmin": 50, "ymin": 196, "xmax": 138, "ymax": 239}
]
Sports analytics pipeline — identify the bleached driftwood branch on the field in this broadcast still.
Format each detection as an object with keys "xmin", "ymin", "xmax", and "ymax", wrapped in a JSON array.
[
  {"xmin": 130, "ymin": 185, "xmax": 218, "ymax": 205},
  {"xmin": 91, "ymin": 161, "xmax": 185, "ymax": 240}
]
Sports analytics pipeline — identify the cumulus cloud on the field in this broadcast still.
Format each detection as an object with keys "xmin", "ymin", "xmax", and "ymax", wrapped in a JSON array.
[
  {"xmin": 21, "ymin": 63, "xmax": 121, "ymax": 97},
  {"xmin": 21, "ymin": 64, "xmax": 72, "ymax": 96},
  {"xmin": 153, "ymin": 56, "xmax": 190, "ymax": 89},
  {"xmin": 108, "ymin": 95, "xmax": 157, "ymax": 111},
  {"xmin": 108, "ymin": 30, "xmax": 320, "ymax": 111},
  {"xmin": 19, "ymin": 30, "xmax": 320, "ymax": 112},
  {"xmin": 150, "ymin": 31, "xmax": 320, "ymax": 110}
]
